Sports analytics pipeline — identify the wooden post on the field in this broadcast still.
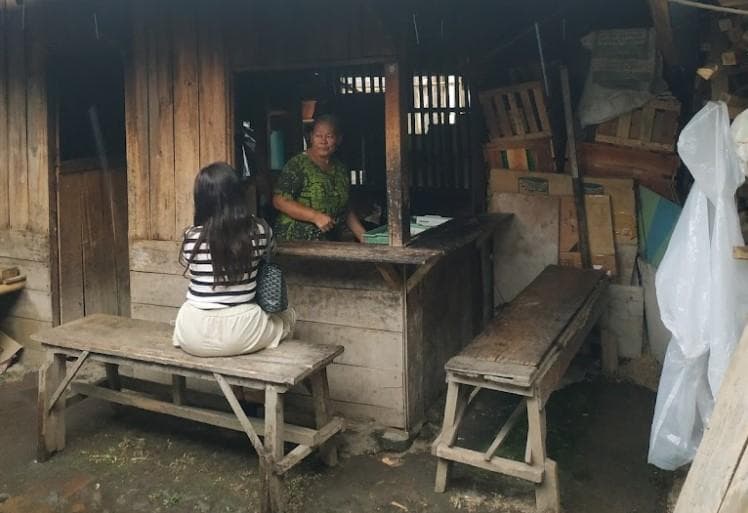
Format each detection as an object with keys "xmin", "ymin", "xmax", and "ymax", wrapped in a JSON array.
[
  {"xmin": 37, "ymin": 352, "xmax": 67, "ymax": 462},
  {"xmin": 560, "ymin": 66, "xmax": 591, "ymax": 269},
  {"xmin": 105, "ymin": 363, "xmax": 121, "ymax": 390},
  {"xmin": 600, "ymin": 309, "xmax": 618, "ymax": 375},
  {"xmin": 309, "ymin": 369, "xmax": 338, "ymax": 467},
  {"xmin": 527, "ymin": 397, "xmax": 560, "ymax": 513},
  {"xmin": 172, "ymin": 375, "xmax": 186, "ymax": 405},
  {"xmin": 385, "ymin": 61, "xmax": 410, "ymax": 247},
  {"xmin": 434, "ymin": 380, "xmax": 461, "ymax": 492},
  {"xmin": 480, "ymin": 237, "xmax": 494, "ymax": 324},
  {"xmin": 263, "ymin": 386, "xmax": 285, "ymax": 513},
  {"xmin": 647, "ymin": 0, "xmax": 678, "ymax": 66}
]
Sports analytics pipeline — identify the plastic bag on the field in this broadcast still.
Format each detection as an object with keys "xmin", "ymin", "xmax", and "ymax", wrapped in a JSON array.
[
  {"xmin": 731, "ymin": 108, "xmax": 748, "ymax": 173},
  {"xmin": 649, "ymin": 102, "xmax": 748, "ymax": 470}
]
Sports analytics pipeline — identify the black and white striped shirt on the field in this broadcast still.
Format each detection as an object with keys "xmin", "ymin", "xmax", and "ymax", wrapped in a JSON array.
[{"xmin": 182, "ymin": 223, "xmax": 269, "ymax": 309}]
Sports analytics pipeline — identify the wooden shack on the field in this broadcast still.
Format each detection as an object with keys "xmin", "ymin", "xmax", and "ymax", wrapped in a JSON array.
[{"xmin": 0, "ymin": 0, "xmax": 507, "ymax": 431}]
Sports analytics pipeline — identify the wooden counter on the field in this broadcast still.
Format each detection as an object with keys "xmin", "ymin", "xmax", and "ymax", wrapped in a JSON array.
[
  {"xmin": 277, "ymin": 214, "xmax": 511, "ymax": 430},
  {"xmin": 128, "ymin": 215, "xmax": 510, "ymax": 431},
  {"xmin": 276, "ymin": 214, "xmax": 510, "ymax": 265}
]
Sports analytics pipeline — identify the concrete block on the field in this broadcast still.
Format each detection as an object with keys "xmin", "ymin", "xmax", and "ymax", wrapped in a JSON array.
[
  {"xmin": 639, "ymin": 260, "xmax": 671, "ymax": 362},
  {"xmin": 607, "ymin": 284, "xmax": 644, "ymax": 359}
]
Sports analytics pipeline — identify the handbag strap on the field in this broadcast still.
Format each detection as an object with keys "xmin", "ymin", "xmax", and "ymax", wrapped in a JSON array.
[{"xmin": 255, "ymin": 217, "xmax": 275, "ymax": 264}]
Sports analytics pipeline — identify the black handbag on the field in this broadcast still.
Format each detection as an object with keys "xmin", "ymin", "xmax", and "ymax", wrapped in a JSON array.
[{"xmin": 255, "ymin": 223, "xmax": 288, "ymax": 313}]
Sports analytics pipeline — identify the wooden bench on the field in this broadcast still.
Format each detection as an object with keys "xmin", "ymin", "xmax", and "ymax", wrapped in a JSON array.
[
  {"xmin": 432, "ymin": 265, "xmax": 611, "ymax": 513},
  {"xmin": 32, "ymin": 314, "xmax": 344, "ymax": 513}
]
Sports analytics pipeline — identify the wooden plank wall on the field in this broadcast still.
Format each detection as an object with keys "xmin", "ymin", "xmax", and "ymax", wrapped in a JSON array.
[
  {"xmin": 406, "ymin": 245, "xmax": 483, "ymax": 426},
  {"xmin": 126, "ymin": 0, "xmax": 395, "ymax": 321},
  {"xmin": 0, "ymin": 2, "xmax": 53, "ymax": 366},
  {"xmin": 282, "ymin": 259, "xmax": 406, "ymax": 428},
  {"xmin": 0, "ymin": 2, "xmax": 49, "ymax": 234},
  {"xmin": 125, "ymin": 0, "xmax": 230, "ymax": 323},
  {"xmin": 126, "ymin": 0, "xmax": 230, "ymax": 243},
  {"xmin": 227, "ymin": 0, "xmax": 395, "ymax": 70},
  {"xmin": 128, "ymin": 241, "xmax": 408, "ymax": 427}
]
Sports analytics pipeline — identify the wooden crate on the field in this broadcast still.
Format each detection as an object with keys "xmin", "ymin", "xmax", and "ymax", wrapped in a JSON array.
[
  {"xmin": 479, "ymin": 81, "xmax": 551, "ymax": 143},
  {"xmin": 483, "ymin": 138, "xmax": 554, "ymax": 172},
  {"xmin": 594, "ymin": 98, "xmax": 681, "ymax": 153},
  {"xmin": 578, "ymin": 142, "xmax": 680, "ymax": 201}
]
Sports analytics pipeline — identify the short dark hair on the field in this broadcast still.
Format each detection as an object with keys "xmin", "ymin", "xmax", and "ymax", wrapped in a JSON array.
[{"xmin": 311, "ymin": 113, "xmax": 343, "ymax": 136}]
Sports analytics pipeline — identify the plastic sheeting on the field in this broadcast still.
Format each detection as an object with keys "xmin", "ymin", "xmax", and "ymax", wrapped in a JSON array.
[{"xmin": 648, "ymin": 102, "xmax": 748, "ymax": 470}]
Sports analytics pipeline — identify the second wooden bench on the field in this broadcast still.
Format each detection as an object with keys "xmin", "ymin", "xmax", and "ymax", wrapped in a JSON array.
[{"xmin": 432, "ymin": 265, "xmax": 611, "ymax": 513}]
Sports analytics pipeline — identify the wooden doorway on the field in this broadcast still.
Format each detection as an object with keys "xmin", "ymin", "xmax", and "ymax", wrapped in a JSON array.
[{"xmin": 51, "ymin": 45, "xmax": 129, "ymax": 324}]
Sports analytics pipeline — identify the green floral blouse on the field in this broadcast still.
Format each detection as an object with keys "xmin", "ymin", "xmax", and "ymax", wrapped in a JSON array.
[{"xmin": 273, "ymin": 153, "xmax": 350, "ymax": 241}]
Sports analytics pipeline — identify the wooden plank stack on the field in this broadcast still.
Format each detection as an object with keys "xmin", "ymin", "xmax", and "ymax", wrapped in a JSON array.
[
  {"xmin": 488, "ymin": 170, "xmax": 637, "ymax": 284},
  {"xmin": 480, "ymin": 81, "xmax": 555, "ymax": 171},
  {"xmin": 696, "ymin": 14, "xmax": 748, "ymax": 119},
  {"xmin": 673, "ymin": 323, "xmax": 748, "ymax": 513}
]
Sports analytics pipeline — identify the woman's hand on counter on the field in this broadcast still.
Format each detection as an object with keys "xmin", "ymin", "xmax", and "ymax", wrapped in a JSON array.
[
  {"xmin": 346, "ymin": 211, "xmax": 366, "ymax": 243},
  {"xmin": 273, "ymin": 194, "xmax": 333, "ymax": 231},
  {"xmin": 313, "ymin": 212, "xmax": 335, "ymax": 233}
]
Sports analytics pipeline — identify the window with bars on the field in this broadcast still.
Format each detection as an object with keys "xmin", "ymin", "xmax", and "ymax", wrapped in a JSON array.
[{"xmin": 337, "ymin": 71, "xmax": 474, "ymax": 190}]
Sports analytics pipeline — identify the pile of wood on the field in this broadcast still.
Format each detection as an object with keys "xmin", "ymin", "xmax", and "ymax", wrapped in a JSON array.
[
  {"xmin": 696, "ymin": 11, "xmax": 748, "ymax": 119},
  {"xmin": 488, "ymin": 169, "xmax": 637, "ymax": 283},
  {"xmin": 478, "ymin": 80, "xmax": 644, "ymax": 283},
  {"xmin": 480, "ymin": 79, "xmax": 652, "ymax": 360}
]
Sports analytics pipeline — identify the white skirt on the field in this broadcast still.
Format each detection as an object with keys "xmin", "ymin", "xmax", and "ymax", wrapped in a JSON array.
[{"xmin": 172, "ymin": 302, "xmax": 296, "ymax": 357}]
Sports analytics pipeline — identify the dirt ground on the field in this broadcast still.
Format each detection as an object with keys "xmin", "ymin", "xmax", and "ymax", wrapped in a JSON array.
[{"xmin": 0, "ymin": 363, "xmax": 674, "ymax": 513}]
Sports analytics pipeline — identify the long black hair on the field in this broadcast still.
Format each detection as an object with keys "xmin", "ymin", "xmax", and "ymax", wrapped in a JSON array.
[{"xmin": 180, "ymin": 162, "xmax": 265, "ymax": 284}]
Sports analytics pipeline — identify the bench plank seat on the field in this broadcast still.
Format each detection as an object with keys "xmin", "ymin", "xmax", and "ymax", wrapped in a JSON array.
[
  {"xmin": 32, "ymin": 314, "xmax": 343, "ymax": 387},
  {"xmin": 446, "ymin": 266, "xmax": 605, "ymax": 386}
]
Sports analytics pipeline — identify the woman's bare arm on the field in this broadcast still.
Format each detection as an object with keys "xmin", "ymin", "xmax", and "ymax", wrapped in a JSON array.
[
  {"xmin": 272, "ymin": 194, "xmax": 334, "ymax": 232},
  {"xmin": 346, "ymin": 211, "xmax": 366, "ymax": 243}
]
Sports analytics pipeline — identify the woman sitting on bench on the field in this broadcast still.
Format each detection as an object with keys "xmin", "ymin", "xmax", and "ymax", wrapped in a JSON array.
[{"xmin": 173, "ymin": 162, "xmax": 296, "ymax": 357}]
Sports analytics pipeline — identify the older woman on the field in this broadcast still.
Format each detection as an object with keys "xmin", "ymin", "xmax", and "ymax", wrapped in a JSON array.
[{"xmin": 272, "ymin": 114, "xmax": 366, "ymax": 242}]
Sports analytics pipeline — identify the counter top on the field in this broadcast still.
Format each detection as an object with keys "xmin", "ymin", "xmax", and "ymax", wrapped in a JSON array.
[{"xmin": 276, "ymin": 213, "xmax": 511, "ymax": 265}]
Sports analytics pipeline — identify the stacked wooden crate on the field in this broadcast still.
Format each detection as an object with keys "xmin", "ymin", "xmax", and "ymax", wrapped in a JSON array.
[
  {"xmin": 582, "ymin": 96, "xmax": 682, "ymax": 201},
  {"xmin": 480, "ymin": 81, "xmax": 554, "ymax": 172}
]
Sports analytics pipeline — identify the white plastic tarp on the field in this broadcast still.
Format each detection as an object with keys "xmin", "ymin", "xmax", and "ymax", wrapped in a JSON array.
[{"xmin": 648, "ymin": 102, "xmax": 748, "ymax": 470}]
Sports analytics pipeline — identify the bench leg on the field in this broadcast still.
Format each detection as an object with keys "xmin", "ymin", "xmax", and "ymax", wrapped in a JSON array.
[
  {"xmin": 172, "ymin": 375, "xmax": 186, "ymax": 405},
  {"xmin": 600, "ymin": 313, "xmax": 618, "ymax": 375},
  {"xmin": 262, "ymin": 386, "xmax": 285, "ymax": 513},
  {"xmin": 309, "ymin": 369, "xmax": 338, "ymax": 467},
  {"xmin": 105, "ymin": 363, "xmax": 121, "ymax": 390},
  {"xmin": 37, "ymin": 352, "xmax": 67, "ymax": 462},
  {"xmin": 435, "ymin": 380, "xmax": 461, "ymax": 493},
  {"xmin": 538, "ymin": 460, "xmax": 561, "ymax": 513},
  {"xmin": 527, "ymin": 397, "xmax": 560, "ymax": 513}
]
